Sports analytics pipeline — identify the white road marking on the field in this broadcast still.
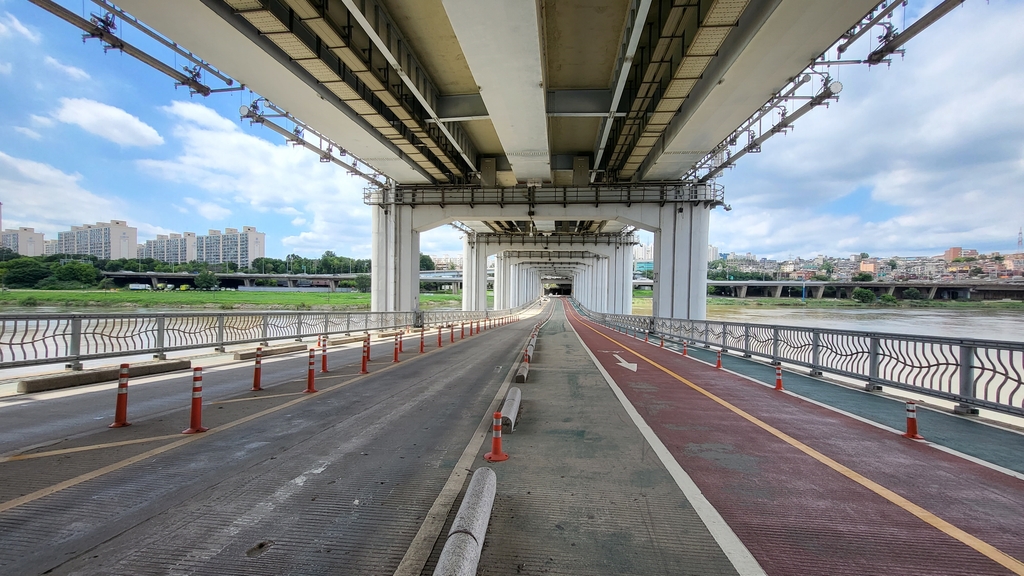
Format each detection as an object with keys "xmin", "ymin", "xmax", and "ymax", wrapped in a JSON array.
[{"xmin": 612, "ymin": 353, "xmax": 638, "ymax": 372}]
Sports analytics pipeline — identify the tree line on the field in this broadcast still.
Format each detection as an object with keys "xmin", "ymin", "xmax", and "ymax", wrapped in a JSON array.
[{"xmin": 0, "ymin": 248, "xmax": 439, "ymax": 290}]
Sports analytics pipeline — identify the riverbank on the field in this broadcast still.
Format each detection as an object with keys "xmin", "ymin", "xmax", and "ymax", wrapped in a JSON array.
[{"xmin": 0, "ymin": 289, "xmax": 463, "ymax": 311}]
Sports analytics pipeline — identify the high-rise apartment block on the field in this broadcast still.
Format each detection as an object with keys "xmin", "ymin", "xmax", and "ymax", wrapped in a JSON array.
[
  {"xmin": 139, "ymin": 232, "xmax": 197, "ymax": 264},
  {"xmin": 1, "ymin": 227, "xmax": 45, "ymax": 256},
  {"xmin": 196, "ymin": 226, "xmax": 265, "ymax": 268},
  {"xmin": 55, "ymin": 220, "xmax": 137, "ymax": 259}
]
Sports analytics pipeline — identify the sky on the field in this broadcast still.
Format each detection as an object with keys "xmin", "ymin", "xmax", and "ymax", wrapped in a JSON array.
[{"xmin": 0, "ymin": 0, "xmax": 1022, "ymax": 261}]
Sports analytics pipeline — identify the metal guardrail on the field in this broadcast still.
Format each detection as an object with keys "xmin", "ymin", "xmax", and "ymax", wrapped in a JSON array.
[
  {"xmin": 0, "ymin": 302, "xmax": 539, "ymax": 370},
  {"xmin": 571, "ymin": 300, "xmax": 1024, "ymax": 417}
]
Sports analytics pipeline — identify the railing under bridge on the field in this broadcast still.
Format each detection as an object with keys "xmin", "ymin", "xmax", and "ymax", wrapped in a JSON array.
[
  {"xmin": 0, "ymin": 303, "xmax": 537, "ymax": 370},
  {"xmin": 364, "ymin": 182, "xmax": 724, "ymax": 207},
  {"xmin": 572, "ymin": 300, "xmax": 1024, "ymax": 417}
]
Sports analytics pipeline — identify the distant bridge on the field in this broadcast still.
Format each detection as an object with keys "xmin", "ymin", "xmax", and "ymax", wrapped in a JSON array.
[
  {"xmin": 630, "ymin": 279, "xmax": 1024, "ymax": 301},
  {"xmin": 101, "ymin": 270, "xmax": 485, "ymax": 290}
]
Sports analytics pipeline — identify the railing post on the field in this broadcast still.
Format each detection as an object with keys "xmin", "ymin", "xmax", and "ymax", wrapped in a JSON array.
[
  {"xmin": 954, "ymin": 345, "xmax": 980, "ymax": 415},
  {"xmin": 323, "ymin": 313, "xmax": 330, "ymax": 337},
  {"xmin": 866, "ymin": 337, "xmax": 882, "ymax": 391},
  {"xmin": 261, "ymin": 315, "xmax": 269, "ymax": 346},
  {"xmin": 703, "ymin": 323, "xmax": 710, "ymax": 348},
  {"xmin": 295, "ymin": 314, "xmax": 304, "ymax": 341},
  {"xmin": 810, "ymin": 331, "xmax": 822, "ymax": 376},
  {"xmin": 721, "ymin": 323, "xmax": 727, "ymax": 350},
  {"xmin": 66, "ymin": 316, "xmax": 83, "ymax": 371},
  {"xmin": 771, "ymin": 326, "xmax": 780, "ymax": 365},
  {"xmin": 154, "ymin": 316, "xmax": 167, "ymax": 360},
  {"xmin": 742, "ymin": 325, "xmax": 751, "ymax": 358},
  {"xmin": 214, "ymin": 315, "xmax": 225, "ymax": 352}
]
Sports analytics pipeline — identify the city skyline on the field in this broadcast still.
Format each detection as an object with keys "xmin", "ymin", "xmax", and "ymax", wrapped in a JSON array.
[{"xmin": 0, "ymin": 2, "xmax": 1022, "ymax": 260}]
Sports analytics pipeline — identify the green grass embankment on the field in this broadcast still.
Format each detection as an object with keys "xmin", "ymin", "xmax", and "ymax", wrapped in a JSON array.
[{"xmin": 0, "ymin": 289, "xmax": 463, "ymax": 311}]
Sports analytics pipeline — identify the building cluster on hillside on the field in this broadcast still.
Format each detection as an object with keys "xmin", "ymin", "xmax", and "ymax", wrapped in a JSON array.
[
  {"xmin": 1, "ymin": 221, "xmax": 266, "ymax": 269},
  {"xmin": 697, "ymin": 244, "xmax": 1024, "ymax": 281}
]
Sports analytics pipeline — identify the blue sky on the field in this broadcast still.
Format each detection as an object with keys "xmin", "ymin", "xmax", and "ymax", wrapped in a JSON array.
[{"xmin": 1, "ymin": 1, "xmax": 1022, "ymax": 261}]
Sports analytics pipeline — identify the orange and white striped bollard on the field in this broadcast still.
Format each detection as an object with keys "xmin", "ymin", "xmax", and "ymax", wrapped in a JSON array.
[
  {"xmin": 461, "ymin": 322, "xmax": 465, "ymax": 339},
  {"xmin": 903, "ymin": 401, "xmax": 924, "ymax": 439},
  {"xmin": 775, "ymin": 365, "xmax": 784, "ymax": 391},
  {"xmin": 716, "ymin": 350, "xmax": 722, "ymax": 369},
  {"xmin": 450, "ymin": 324, "xmax": 454, "ymax": 343},
  {"xmin": 305, "ymin": 348, "xmax": 318, "ymax": 393},
  {"xmin": 109, "ymin": 363, "xmax": 131, "ymax": 428},
  {"xmin": 182, "ymin": 367, "xmax": 208, "ymax": 434},
  {"xmin": 437, "ymin": 326, "xmax": 443, "ymax": 348},
  {"xmin": 252, "ymin": 347, "xmax": 263, "ymax": 391},
  {"xmin": 360, "ymin": 337, "xmax": 369, "ymax": 374},
  {"xmin": 420, "ymin": 327, "xmax": 425, "ymax": 353},
  {"xmin": 320, "ymin": 336, "xmax": 329, "ymax": 373},
  {"xmin": 683, "ymin": 342, "xmax": 688, "ymax": 356},
  {"xmin": 364, "ymin": 334, "xmax": 371, "ymax": 361},
  {"xmin": 393, "ymin": 333, "xmax": 400, "ymax": 363},
  {"xmin": 484, "ymin": 411, "xmax": 509, "ymax": 462}
]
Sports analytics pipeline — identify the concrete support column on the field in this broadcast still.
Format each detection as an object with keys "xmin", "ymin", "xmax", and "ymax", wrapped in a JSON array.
[
  {"xmin": 927, "ymin": 286, "xmax": 937, "ymax": 300},
  {"xmin": 812, "ymin": 285, "xmax": 824, "ymax": 299},
  {"xmin": 771, "ymin": 285, "xmax": 783, "ymax": 298},
  {"xmin": 371, "ymin": 203, "xmax": 420, "ymax": 312},
  {"xmin": 462, "ymin": 235, "xmax": 489, "ymax": 311},
  {"xmin": 652, "ymin": 202, "xmax": 711, "ymax": 320},
  {"xmin": 737, "ymin": 285, "xmax": 748, "ymax": 298}
]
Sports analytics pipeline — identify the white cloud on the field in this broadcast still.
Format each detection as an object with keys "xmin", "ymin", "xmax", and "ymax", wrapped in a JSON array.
[
  {"xmin": 290, "ymin": 217, "xmax": 307, "ymax": 226},
  {"xmin": 184, "ymin": 197, "xmax": 232, "ymax": 220},
  {"xmin": 0, "ymin": 12, "xmax": 41, "ymax": 43},
  {"xmin": 713, "ymin": 0, "xmax": 1024, "ymax": 259},
  {"xmin": 139, "ymin": 101, "xmax": 373, "ymax": 256},
  {"xmin": 13, "ymin": 126, "xmax": 41, "ymax": 140},
  {"xmin": 29, "ymin": 114, "xmax": 54, "ymax": 127},
  {"xmin": 43, "ymin": 56, "xmax": 90, "ymax": 81},
  {"xmin": 0, "ymin": 61, "xmax": 10, "ymax": 74},
  {"xmin": 53, "ymin": 98, "xmax": 164, "ymax": 147},
  {"xmin": 0, "ymin": 151, "xmax": 114, "ymax": 234}
]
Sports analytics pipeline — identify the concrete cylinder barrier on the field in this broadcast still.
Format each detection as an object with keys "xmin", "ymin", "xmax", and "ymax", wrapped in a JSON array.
[
  {"xmin": 305, "ymin": 349, "xmax": 318, "ymax": 393},
  {"xmin": 514, "ymin": 362, "xmax": 529, "ymax": 383},
  {"xmin": 252, "ymin": 347, "xmax": 263, "ymax": 391},
  {"xmin": 182, "ymin": 367, "xmax": 208, "ymax": 434},
  {"xmin": 484, "ymin": 412, "xmax": 509, "ymax": 462},
  {"xmin": 109, "ymin": 363, "xmax": 131, "ymax": 428},
  {"xmin": 432, "ymin": 467, "xmax": 497, "ymax": 576},
  {"xmin": 903, "ymin": 401, "xmax": 924, "ymax": 440},
  {"xmin": 500, "ymin": 387, "xmax": 522, "ymax": 433}
]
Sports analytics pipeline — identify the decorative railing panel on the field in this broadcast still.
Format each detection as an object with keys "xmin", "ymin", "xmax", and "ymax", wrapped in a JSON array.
[{"xmin": 572, "ymin": 300, "xmax": 1024, "ymax": 416}]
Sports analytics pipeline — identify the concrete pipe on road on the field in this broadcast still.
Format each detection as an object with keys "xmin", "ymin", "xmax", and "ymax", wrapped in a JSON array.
[{"xmin": 433, "ymin": 467, "xmax": 497, "ymax": 576}]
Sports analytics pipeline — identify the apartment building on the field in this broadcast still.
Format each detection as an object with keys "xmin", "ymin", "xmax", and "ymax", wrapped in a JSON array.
[
  {"xmin": 139, "ymin": 232, "xmax": 197, "ymax": 264},
  {"xmin": 55, "ymin": 220, "xmax": 137, "ymax": 259},
  {"xmin": 196, "ymin": 226, "xmax": 265, "ymax": 268},
  {"xmin": 1, "ymin": 227, "xmax": 45, "ymax": 256}
]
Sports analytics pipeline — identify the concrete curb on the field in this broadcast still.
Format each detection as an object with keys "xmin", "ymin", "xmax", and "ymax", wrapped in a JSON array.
[
  {"xmin": 433, "ymin": 467, "xmax": 497, "ymax": 576},
  {"xmin": 233, "ymin": 343, "xmax": 308, "ymax": 360},
  {"xmin": 501, "ymin": 387, "xmax": 522, "ymax": 433},
  {"xmin": 514, "ymin": 362, "xmax": 529, "ymax": 383},
  {"xmin": 17, "ymin": 359, "xmax": 193, "ymax": 394}
]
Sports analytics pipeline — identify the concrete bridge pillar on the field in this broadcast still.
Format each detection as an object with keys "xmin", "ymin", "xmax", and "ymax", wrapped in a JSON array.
[
  {"xmin": 927, "ymin": 286, "xmax": 937, "ymax": 299},
  {"xmin": 371, "ymin": 203, "xmax": 420, "ymax": 312},
  {"xmin": 494, "ymin": 253, "xmax": 506, "ymax": 309},
  {"xmin": 886, "ymin": 286, "xmax": 896, "ymax": 296},
  {"xmin": 771, "ymin": 285, "xmax": 784, "ymax": 298},
  {"xmin": 287, "ymin": 278, "xmax": 297, "ymax": 288},
  {"xmin": 462, "ymin": 235, "xmax": 489, "ymax": 311},
  {"xmin": 737, "ymin": 285, "xmax": 748, "ymax": 298},
  {"xmin": 812, "ymin": 285, "xmax": 825, "ymax": 299},
  {"xmin": 243, "ymin": 278, "xmax": 255, "ymax": 287},
  {"xmin": 652, "ymin": 203, "xmax": 711, "ymax": 320},
  {"xmin": 610, "ymin": 246, "xmax": 632, "ymax": 314},
  {"xmin": 150, "ymin": 276, "xmax": 159, "ymax": 289}
]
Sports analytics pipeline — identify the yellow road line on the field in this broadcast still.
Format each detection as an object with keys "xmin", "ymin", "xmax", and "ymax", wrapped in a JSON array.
[
  {"xmin": 0, "ymin": 434, "xmax": 182, "ymax": 463},
  {"xmin": 209, "ymin": 392, "xmax": 303, "ymax": 405},
  {"xmin": 573, "ymin": 310, "xmax": 1024, "ymax": 575}
]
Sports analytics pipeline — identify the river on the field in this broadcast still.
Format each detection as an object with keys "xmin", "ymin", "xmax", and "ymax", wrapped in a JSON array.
[{"xmin": 706, "ymin": 306, "xmax": 1024, "ymax": 342}]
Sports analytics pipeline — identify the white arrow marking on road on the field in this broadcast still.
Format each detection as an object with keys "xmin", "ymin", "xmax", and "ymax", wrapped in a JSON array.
[{"xmin": 613, "ymin": 354, "xmax": 637, "ymax": 372}]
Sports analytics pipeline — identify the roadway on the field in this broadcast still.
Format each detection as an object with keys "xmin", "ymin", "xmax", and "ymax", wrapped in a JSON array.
[{"xmin": 3, "ymin": 300, "xmax": 1024, "ymax": 574}]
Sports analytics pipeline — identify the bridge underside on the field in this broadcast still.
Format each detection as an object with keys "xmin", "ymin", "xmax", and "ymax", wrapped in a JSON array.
[{"xmin": 106, "ymin": 0, "xmax": 881, "ymax": 319}]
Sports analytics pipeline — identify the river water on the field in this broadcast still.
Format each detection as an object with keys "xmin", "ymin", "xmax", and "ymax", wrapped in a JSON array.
[{"xmin": 707, "ymin": 306, "xmax": 1024, "ymax": 342}]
